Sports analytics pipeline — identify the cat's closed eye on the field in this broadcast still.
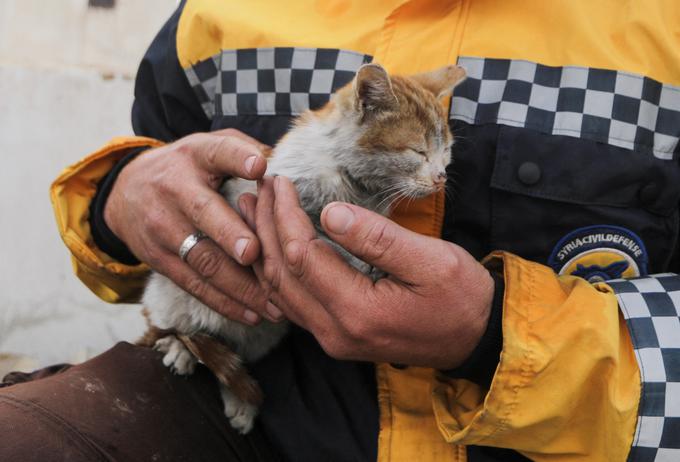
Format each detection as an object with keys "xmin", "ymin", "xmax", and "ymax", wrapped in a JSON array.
[{"xmin": 409, "ymin": 147, "xmax": 428, "ymax": 157}]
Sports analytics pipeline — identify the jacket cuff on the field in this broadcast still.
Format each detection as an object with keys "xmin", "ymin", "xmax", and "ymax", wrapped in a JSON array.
[
  {"xmin": 430, "ymin": 252, "xmax": 640, "ymax": 461},
  {"xmin": 50, "ymin": 136, "xmax": 164, "ymax": 303},
  {"xmin": 440, "ymin": 272, "xmax": 504, "ymax": 388},
  {"xmin": 89, "ymin": 148, "xmax": 148, "ymax": 265}
]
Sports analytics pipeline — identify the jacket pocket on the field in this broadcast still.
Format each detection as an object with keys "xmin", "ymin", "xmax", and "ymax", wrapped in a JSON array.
[{"xmin": 488, "ymin": 125, "xmax": 680, "ymax": 274}]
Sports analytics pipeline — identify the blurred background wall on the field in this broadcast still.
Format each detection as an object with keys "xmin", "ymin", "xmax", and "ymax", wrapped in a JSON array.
[{"xmin": 0, "ymin": 0, "xmax": 177, "ymax": 372}]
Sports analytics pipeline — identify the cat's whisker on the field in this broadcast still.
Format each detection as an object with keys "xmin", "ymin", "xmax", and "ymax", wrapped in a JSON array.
[
  {"xmin": 378, "ymin": 192, "xmax": 405, "ymax": 212},
  {"xmin": 376, "ymin": 182, "xmax": 410, "ymax": 211},
  {"xmin": 386, "ymin": 185, "xmax": 416, "ymax": 211}
]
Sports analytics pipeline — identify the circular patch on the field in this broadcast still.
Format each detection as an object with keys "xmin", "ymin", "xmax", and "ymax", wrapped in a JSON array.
[{"xmin": 548, "ymin": 225, "xmax": 648, "ymax": 283}]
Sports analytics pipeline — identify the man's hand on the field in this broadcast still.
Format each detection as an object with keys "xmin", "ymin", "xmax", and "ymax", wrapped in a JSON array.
[
  {"xmin": 104, "ymin": 129, "xmax": 283, "ymax": 325},
  {"xmin": 243, "ymin": 176, "xmax": 494, "ymax": 369}
]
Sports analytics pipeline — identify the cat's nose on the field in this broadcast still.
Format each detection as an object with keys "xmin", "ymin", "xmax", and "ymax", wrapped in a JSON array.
[{"xmin": 432, "ymin": 171, "xmax": 447, "ymax": 186}]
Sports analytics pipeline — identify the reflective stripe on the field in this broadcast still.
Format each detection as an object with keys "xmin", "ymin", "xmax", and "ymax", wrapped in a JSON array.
[
  {"xmin": 609, "ymin": 275, "xmax": 680, "ymax": 461},
  {"xmin": 184, "ymin": 48, "xmax": 372, "ymax": 118},
  {"xmin": 451, "ymin": 57, "xmax": 680, "ymax": 160}
]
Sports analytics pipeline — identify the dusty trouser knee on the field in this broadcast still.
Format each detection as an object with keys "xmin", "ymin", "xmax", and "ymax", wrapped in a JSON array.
[{"xmin": 0, "ymin": 342, "xmax": 277, "ymax": 462}]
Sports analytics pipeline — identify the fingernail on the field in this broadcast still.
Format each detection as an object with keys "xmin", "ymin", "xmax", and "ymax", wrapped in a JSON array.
[
  {"xmin": 266, "ymin": 302, "xmax": 283, "ymax": 320},
  {"xmin": 245, "ymin": 155, "xmax": 258, "ymax": 174},
  {"xmin": 244, "ymin": 310, "xmax": 260, "ymax": 324},
  {"xmin": 325, "ymin": 204, "xmax": 355, "ymax": 234},
  {"xmin": 274, "ymin": 175, "xmax": 281, "ymax": 192},
  {"xmin": 234, "ymin": 238, "xmax": 250, "ymax": 259}
]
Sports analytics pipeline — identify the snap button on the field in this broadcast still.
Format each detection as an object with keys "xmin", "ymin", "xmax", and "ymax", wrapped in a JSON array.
[
  {"xmin": 517, "ymin": 162, "xmax": 541, "ymax": 186},
  {"xmin": 638, "ymin": 183, "xmax": 659, "ymax": 207}
]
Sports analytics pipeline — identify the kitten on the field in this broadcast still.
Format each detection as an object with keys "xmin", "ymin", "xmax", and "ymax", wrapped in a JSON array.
[{"xmin": 141, "ymin": 63, "xmax": 466, "ymax": 434}]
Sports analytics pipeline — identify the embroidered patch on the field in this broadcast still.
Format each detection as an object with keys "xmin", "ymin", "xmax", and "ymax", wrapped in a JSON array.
[{"xmin": 548, "ymin": 225, "xmax": 649, "ymax": 282}]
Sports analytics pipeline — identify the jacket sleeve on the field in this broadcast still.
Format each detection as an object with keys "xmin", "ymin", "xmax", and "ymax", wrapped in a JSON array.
[
  {"xmin": 430, "ymin": 251, "xmax": 679, "ymax": 462},
  {"xmin": 50, "ymin": 0, "xmax": 211, "ymax": 303}
]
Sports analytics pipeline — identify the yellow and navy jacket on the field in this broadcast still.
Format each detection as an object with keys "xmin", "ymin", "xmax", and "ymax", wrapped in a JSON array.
[{"xmin": 51, "ymin": 1, "xmax": 680, "ymax": 461}]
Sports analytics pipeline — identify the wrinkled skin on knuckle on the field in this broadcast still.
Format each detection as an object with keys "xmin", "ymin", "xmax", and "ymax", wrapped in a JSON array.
[
  {"xmin": 222, "ymin": 136, "xmax": 249, "ymax": 161},
  {"xmin": 208, "ymin": 135, "xmax": 244, "ymax": 173},
  {"xmin": 185, "ymin": 276, "xmax": 209, "ymax": 300},
  {"xmin": 206, "ymin": 173, "xmax": 224, "ymax": 189},
  {"xmin": 174, "ymin": 135, "xmax": 201, "ymax": 159},
  {"xmin": 234, "ymin": 275, "xmax": 266, "ymax": 308},
  {"xmin": 362, "ymin": 221, "xmax": 397, "ymax": 261},
  {"xmin": 192, "ymin": 247, "xmax": 223, "ymax": 278},
  {"xmin": 204, "ymin": 139, "xmax": 222, "ymax": 170},
  {"xmin": 263, "ymin": 255, "xmax": 284, "ymax": 291},
  {"xmin": 282, "ymin": 238, "xmax": 309, "ymax": 278}
]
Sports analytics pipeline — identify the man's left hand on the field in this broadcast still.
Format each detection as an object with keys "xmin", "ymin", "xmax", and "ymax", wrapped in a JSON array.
[{"xmin": 240, "ymin": 176, "xmax": 494, "ymax": 369}]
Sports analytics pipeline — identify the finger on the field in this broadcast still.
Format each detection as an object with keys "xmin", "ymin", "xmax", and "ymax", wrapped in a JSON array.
[
  {"xmin": 252, "ymin": 179, "xmax": 307, "ymax": 326},
  {"xmin": 237, "ymin": 193, "xmax": 258, "ymax": 231},
  {"xmin": 182, "ymin": 238, "xmax": 273, "ymax": 318},
  {"xmin": 190, "ymin": 132, "xmax": 268, "ymax": 180},
  {"xmin": 231, "ymin": 193, "xmax": 287, "ymax": 321},
  {"xmin": 149, "ymin": 208, "xmax": 272, "ymax": 317},
  {"xmin": 273, "ymin": 176, "xmax": 374, "ymax": 309},
  {"xmin": 210, "ymin": 128, "xmax": 271, "ymax": 154},
  {"xmin": 254, "ymin": 177, "xmax": 284, "ymax": 291},
  {"xmin": 320, "ymin": 201, "xmax": 439, "ymax": 284},
  {"xmin": 250, "ymin": 259, "xmax": 288, "ymax": 322},
  {"xmin": 176, "ymin": 184, "xmax": 260, "ymax": 265},
  {"xmin": 158, "ymin": 251, "xmax": 261, "ymax": 326},
  {"xmin": 255, "ymin": 177, "xmax": 334, "ymax": 331}
]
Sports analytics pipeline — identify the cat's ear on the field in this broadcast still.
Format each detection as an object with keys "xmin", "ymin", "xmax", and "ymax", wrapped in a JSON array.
[
  {"xmin": 412, "ymin": 65, "xmax": 467, "ymax": 100},
  {"xmin": 353, "ymin": 63, "xmax": 398, "ymax": 119}
]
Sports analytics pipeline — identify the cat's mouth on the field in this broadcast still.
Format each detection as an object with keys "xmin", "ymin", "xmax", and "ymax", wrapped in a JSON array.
[
  {"xmin": 375, "ymin": 180, "xmax": 444, "ymax": 212},
  {"xmin": 412, "ymin": 181, "xmax": 445, "ymax": 197}
]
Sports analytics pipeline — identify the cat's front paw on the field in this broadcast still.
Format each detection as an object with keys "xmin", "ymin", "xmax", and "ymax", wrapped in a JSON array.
[
  {"xmin": 154, "ymin": 336, "xmax": 197, "ymax": 375},
  {"xmin": 220, "ymin": 387, "xmax": 258, "ymax": 434}
]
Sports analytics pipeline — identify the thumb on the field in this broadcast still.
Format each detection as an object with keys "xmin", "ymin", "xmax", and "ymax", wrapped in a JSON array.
[
  {"xmin": 210, "ymin": 128, "xmax": 272, "ymax": 155},
  {"xmin": 320, "ymin": 202, "xmax": 437, "ymax": 283}
]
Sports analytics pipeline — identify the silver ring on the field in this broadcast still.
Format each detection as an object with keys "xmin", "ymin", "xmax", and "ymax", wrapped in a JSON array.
[{"xmin": 178, "ymin": 231, "xmax": 207, "ymax": 262}]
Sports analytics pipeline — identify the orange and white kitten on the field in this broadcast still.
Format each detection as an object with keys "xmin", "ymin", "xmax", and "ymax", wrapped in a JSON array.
[{"xmin": 142, "ymin": 63, "xmax": 466, "ymax": 433}]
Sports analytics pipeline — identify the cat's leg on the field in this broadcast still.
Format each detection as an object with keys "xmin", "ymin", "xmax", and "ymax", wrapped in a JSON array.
[
  {"xmin": 220, "ymin": 385, "xmax": 259, "ymax": 434},
  {"xmin": 153, "ymin": 335, "xmax": 197, "ymax": 376}
]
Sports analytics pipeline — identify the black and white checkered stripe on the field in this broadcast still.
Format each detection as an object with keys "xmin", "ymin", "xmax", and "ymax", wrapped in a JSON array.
[
  {"xmin": 185, "ymin": 54, "xmax": 221, "ymax": 119},
  {"xmin": 608, "ymin": 275, "xmax": 680, "ymax": 461},
  {"xmin": 451, "ymin": 57, "xmax": 680, "ymax": 160},
  {"xmin": 184, "ymin": 47, "xmax": 373, "ymax": 119}
]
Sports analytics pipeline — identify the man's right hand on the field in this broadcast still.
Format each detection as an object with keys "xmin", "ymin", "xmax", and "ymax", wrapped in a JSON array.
[{"xmin": 104, "ymin": 129, "xmax": 284, "ymax": 325}]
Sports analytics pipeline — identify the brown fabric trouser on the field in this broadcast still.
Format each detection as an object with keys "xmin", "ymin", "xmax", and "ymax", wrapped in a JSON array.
[{"xmin": 0, "ymin": 342, "xmax": 278, "ymax": 462}]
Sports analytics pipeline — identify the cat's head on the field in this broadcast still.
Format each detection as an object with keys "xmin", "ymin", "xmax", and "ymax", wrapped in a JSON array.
[{"xmin": 332, "ymin": 63, "xmax": 466, "ymax": 204}]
